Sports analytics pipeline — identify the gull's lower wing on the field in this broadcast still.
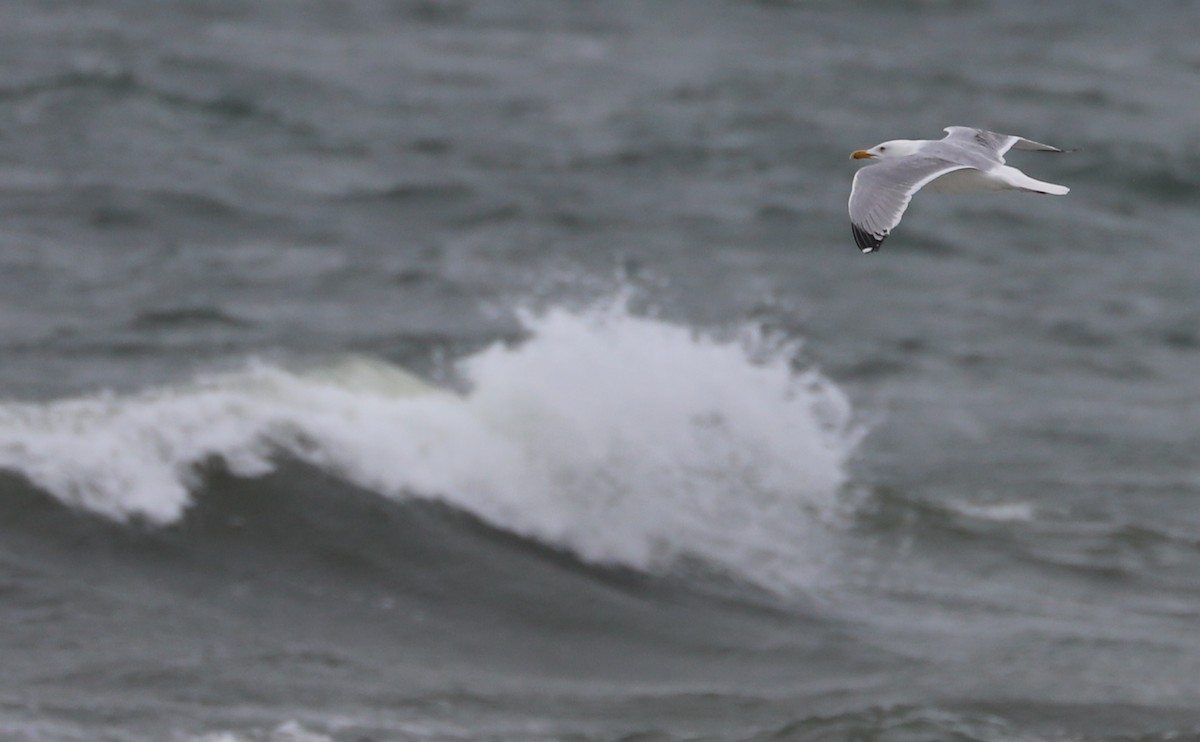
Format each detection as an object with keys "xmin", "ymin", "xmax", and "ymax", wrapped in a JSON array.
[{"xmin": 848, "ymin": 156, "xmax": 969, "ymax": 253}]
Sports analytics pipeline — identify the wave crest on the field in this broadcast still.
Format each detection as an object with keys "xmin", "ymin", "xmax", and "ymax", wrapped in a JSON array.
[{"xmin": 0, "ymin": 301, "xmax": 860, "ymax": 589}]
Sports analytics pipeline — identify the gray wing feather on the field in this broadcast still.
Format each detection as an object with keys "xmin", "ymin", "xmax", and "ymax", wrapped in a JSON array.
[
  {"xmin": 848, "ymin": 156, "xmax": 969, "ymax": 253},
  {"xmin": 942, "ymin": 126, "xmax": 1064, "ymax": 158},
  {"xmin": 1008, "ymin": 137, "xmax": 1064, "ymax": 153}
]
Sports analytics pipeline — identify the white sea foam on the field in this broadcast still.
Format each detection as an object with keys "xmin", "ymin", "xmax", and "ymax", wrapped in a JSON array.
[
  {"xmin": 0, "ymin": 300, "xmax": 860, "ymax": 589},
  {"xmin": 946, "ymin": 500, "xmax": 1037, "ymax": 523},
  {"xmin": 182, "ymin": 721, "xmax": 334, "ymax": 742}
]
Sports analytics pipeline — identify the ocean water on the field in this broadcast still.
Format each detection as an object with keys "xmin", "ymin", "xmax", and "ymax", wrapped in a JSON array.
[{"xmin": 2, "ymin": 1, "xmax": 1200, "ymax": 740}]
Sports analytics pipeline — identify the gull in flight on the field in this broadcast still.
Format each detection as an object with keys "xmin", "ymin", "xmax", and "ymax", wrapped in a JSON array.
[{"xmin": 848, "ymin": 126, "xmax": 1070, "ymax": 253}]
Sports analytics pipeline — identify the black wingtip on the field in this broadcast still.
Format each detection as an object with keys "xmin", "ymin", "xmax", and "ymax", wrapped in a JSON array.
[{"xmin": 852, "ymin": 223, "xmax": 885, "ymax": 254}]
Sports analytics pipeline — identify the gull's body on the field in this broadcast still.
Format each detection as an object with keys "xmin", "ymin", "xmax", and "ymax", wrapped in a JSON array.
[{"xmin": 848, "ymin": 126, "xmax": 1070, "ymax": 253}]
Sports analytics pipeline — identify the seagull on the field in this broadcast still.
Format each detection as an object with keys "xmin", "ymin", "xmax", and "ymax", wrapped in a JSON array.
[{"xmin": 848, "ymin": 126, "xmax": 1070, "ymax": 253}]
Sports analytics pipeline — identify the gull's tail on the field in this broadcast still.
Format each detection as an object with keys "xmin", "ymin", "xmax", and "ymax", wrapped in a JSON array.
[
  {"xmin": 997, "ymin": 165, "xmax": 1070, "ymax": 195},
  {"xmin": 1021, "ymin": 179, "xmax": 1070, "ymax": 195}
]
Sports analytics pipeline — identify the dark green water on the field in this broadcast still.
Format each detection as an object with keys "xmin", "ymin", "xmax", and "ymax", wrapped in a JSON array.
[{"xmin": 2, "ymin": 1, "xmax": 1199, "ymax": 739}]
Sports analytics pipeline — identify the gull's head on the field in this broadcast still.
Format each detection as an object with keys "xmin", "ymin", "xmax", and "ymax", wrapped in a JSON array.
[{"xmin": 850, "ymin": 139, "xmax": 922, "ymax": 160}]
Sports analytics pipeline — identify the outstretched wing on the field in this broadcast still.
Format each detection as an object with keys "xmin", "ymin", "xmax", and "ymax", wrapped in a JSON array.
[
  {"xmin": 848, "ymin": 156, "xmax": 970, "ymax": 253},
  {"xmin": 943, "ymin": 126, "xmax": 1064, "ymax": 157}
]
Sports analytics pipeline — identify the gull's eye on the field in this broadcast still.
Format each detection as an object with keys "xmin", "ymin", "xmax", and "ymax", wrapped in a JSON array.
[{"xmin": 879, "ymin": 146, "xmax": 887, "ymax": 152}]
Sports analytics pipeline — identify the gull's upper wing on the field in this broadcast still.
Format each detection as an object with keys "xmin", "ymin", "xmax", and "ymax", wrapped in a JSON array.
[
  {"xmin": 849, "ymin": 156, "xmax": 971, "ymax": 253},
  {"xmin": 942, "ymin": 126, "xmax": 1064, "ymax": 157}
]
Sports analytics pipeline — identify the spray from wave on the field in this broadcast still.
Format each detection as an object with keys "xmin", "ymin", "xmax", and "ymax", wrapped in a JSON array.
[{"xmin": 0, "ymin": 300, "xmax": 860, "ymax": 589}]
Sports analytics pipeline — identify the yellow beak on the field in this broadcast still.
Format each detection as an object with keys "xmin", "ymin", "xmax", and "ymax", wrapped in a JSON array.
[{"xmin": 850, "ymin": 149, "xmax": 874, "ymax": 160}]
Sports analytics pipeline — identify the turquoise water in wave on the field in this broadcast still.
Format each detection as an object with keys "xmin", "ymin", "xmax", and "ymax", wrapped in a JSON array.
[{"xmin": 2, "ymin": 1, "xmax": 1199, "ymax": 740}]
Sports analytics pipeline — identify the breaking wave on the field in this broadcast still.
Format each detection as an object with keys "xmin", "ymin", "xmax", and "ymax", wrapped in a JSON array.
[{"xmin": 0, "ymin": 300, "xmax": 860, "ymax": 590}]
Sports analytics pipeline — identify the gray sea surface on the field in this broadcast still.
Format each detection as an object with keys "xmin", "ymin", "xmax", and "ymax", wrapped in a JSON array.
[{"xmin": 2, "ymin": 1, "xmax": 1200, "ymax": 740}]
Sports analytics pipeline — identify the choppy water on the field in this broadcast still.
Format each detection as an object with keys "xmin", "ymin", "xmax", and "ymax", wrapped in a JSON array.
[{"xmin": 2, "ymin": 1, "xmax": 1200, "ymax": 740}]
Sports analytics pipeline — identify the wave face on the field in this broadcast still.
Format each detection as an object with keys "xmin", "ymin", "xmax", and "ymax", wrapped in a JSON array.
[{"xmin": 0, "ymin": 300, "xmax": 858, "ymax": 590}]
